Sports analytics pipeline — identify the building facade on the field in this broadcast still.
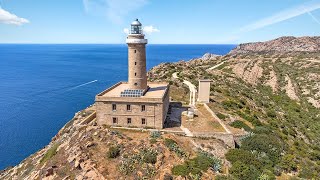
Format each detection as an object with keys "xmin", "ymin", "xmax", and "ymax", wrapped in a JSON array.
[{"xmin": 95, "ymin": 19, "xmax": 169, "ymax": 129}]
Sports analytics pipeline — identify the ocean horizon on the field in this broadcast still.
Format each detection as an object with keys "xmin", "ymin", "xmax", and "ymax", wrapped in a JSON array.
[{"xmin": 0, "ymin": 44, "xmax": 236, "ymax": 170}]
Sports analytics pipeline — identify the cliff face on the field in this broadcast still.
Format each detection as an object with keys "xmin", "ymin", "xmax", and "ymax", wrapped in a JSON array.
[{"xmin": 229, "ymin": 36, "xmax": 320, "ymax": 55}]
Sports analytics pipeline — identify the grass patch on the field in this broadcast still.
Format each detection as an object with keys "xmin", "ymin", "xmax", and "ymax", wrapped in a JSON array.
[
  {"xmin": 216, "ymin": 112, "xmax": 228, "ymax": 120},
  {"xmin": 40, "ymin": 143, "xmax": 60, "ymax": 164}
]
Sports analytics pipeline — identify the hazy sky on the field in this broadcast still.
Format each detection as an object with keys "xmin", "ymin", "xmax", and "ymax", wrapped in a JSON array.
[{"xmin": 0, "ymin": 0, "xmax": 319, "ymax": 44}]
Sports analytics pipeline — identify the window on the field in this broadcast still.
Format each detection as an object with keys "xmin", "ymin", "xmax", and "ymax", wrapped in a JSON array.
[
  {"xmin": 112, "ymin": 117, "xmax": 117, "ymax": 124},
  {"xmin": 134, "ymin": 83, "xmax": 138, "ymax": 86},
  {"xmin": 141, "ymin": 118, "xmax": 146, "ymax": 125},
  {"xmin": 127, "ymin": 118, "xmax": 132, "ymax": 124},
  {"xmin": 112, "ymin": 104, "xmax": 116, "ymax": 111},
  {"xmin": 141, "ymin": 105, "xmax": 146, "ymax": 112},
  {"xmin": 134, "ymin": 50, "xmax": 137, "ymax": 53},
  {"xmin": 127, "ymin": 104, "xmax": 131, "ymax": 111},
  {"xmin": 135, "ymin": 73, "xmax": 137, "ymax": 76},
  {"xmin": 135, "ymin": 62, "xmax": 137, "ymax": 65}
]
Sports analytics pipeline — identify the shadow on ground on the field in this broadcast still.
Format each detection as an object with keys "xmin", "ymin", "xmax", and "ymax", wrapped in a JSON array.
[{"xmin": 164, "ymin": 102, "xmax": 188, "ymax": 128}]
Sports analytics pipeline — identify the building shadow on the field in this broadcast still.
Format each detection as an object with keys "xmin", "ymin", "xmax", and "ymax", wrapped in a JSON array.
[
  {"xmin": 148, "ymin": 86, "xmax": 167, "ymax": 92},
  {"xmin": 164, "ymin": 102, "xmax": 188, "ymax": 128}
]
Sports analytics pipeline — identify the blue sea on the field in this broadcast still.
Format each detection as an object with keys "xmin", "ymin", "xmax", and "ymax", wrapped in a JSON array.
[{"xmin": 0, "ymin": 44, "xmax": 235, "ymax": 169}]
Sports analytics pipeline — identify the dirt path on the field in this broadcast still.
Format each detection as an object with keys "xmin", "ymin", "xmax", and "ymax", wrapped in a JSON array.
[
  {"xmin": 208, "ymin": 61, "xmax": 226, "ymax": 70},
  {"xmin": 172, "ymin": 72, "xmax": 197, "ymax": 106}
]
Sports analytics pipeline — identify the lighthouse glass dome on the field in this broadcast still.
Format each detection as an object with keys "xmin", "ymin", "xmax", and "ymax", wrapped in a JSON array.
[{"xmin": 130, "ymin": 19, "xmax": 142, "ymax": 34}]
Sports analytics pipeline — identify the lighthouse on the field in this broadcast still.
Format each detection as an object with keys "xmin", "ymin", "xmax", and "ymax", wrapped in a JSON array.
[
  {"xmin": 95, "ymin": 18, "xmax": 169, "ymax": 129},
  {"xmin": 126, "ymin": 19, "xmax": 148, "ymax": 90}
]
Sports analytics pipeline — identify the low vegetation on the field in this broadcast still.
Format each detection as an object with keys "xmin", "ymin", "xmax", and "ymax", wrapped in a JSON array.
[
  {"xmin": 164, "ymin": 138, "xmax": 187, "ymax": 158},
  {"xmin": 149, "ymin": 50, "xmax": 320, "ymax": 179},
  {"xmin": 40, "ymin": 143, "xmax": 59, "ymax": 164},
  {"xmin": 107, "ymin": 146, "xmax": 120, "ymax": 158},
  {"xmin": 172, "ymin": 151, "xmax": 221, "ymax": 178}
]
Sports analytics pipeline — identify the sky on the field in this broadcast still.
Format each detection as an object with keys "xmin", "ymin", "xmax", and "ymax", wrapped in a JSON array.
[{"xmin": 0, "ymin": 0, "xmax": 319, "ymax": 44}]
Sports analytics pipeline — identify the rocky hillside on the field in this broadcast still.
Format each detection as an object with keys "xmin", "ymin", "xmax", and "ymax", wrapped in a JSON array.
[
  {"xmin": 1, "ymin": 36, "xmax": 319, "ymax": 180},
  {"xmin": 229, "ymin": 36, "xmax": 320, "ymax": 55},
  {"xmin": 0, "ymin": 105, "xmax": 227, "ymax": 180},
  {"xmin": 148, "ymin": 36, "xmax": 320, "ymax": 179}
]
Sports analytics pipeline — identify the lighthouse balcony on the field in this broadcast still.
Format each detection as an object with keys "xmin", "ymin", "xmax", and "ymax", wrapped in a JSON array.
[{"xmin": 126, "ymin": 38, "xmax": 148, "ymax": 44}]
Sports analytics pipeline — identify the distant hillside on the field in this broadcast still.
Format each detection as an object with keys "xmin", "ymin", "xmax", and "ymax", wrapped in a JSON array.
[{"xmin": 229, "ymin": 36, "xmax": 320, "ymax": 55}]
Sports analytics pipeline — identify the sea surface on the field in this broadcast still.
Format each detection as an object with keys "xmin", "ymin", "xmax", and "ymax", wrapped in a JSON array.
[{"xmin": 0, "ymin": 44, "xmax": 235, "ymax": 169}]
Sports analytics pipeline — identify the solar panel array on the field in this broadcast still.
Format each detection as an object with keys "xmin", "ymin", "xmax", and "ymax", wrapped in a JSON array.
[{"xmin": 120, "ymin": 89, "xmax": 144, "ymax": 97}]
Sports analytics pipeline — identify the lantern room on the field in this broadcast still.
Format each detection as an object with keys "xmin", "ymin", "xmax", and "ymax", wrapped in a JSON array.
[{"xmin": 130, "ymin": 19, "xmax": 142, "ymax": 34}]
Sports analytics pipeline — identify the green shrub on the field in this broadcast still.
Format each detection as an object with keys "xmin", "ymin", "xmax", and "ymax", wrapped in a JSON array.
[
  {"xmin": 266, "ymin": 109, "xmax": 277, "ymax": 118},
  {"xmin": 229, "ymin": 161, "xmax": 260, "ymax": 180},
  {"xmin": 142, "ymin": 149, "xmax": 158, "ymax": 164},
  {"xmin": 241, "ymin": 134, "xmax": 284, "ymax": 165},
  {"xmin": 217, "ymin": 112, "xmax": 228, "ymax": 120},
  {"xmin": 172, "ymin": 152, "xmax": 221, "ymax": 178},
  {"xmin": 164, "ymin": 138, "xmax": 177, "ymax": 147},
  {"xmin": 280, "ymin": 154, "xmax": 297, "ymax": 172},
  {"xmin": 222, "ymin": 100, "xmax": 241, "ymax": 110},
  {"xmin": 164, "ymin": 138, "xmax": 186, "ymax": 157},
  {"xmin": 107, "ymin": 146, "xmax": 120, "ymax": 158},
  {"xmin": 40, "ymin": 143, "xmax": 59, "ymax": 164},
  {"xmin": 119, "ymin": 158, "xmax": 135, "ymax": 175},
  {"xmin": 149, "ymin": 138, "xmax": 157, "ymax": 144},
  {"xmin": 172, "ymin": 164, "xmax": 189, "ymax": 177},
  {"xmin": 150, "ymin": 131, "xmax": 161, "ymax": 139},
  {"xmin": 230, "ymin": 120, "xmax": 251, "ymax": 131}
]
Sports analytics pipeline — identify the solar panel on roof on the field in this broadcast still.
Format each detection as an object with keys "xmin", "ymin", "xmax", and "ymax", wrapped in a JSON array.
[{"xmin": 120, "ymin": 89, "xmax": 145, "ymax": 97}]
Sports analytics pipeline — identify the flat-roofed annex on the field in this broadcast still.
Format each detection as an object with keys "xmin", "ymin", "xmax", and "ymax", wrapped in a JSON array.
[{"xmin": 96, "ymin": 82, "xmax": 169, "ymax": 103}]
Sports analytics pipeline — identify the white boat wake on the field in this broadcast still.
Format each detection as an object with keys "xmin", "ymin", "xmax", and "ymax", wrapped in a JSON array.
[{"xmin": 66, "ymin": 80, "xmax": 98, "ymax": 91}]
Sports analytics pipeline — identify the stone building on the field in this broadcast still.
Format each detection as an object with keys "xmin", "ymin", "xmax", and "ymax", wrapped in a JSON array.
[{"xmin": 95, "ymin": 19, "xmax": 170, "ymax": 129}]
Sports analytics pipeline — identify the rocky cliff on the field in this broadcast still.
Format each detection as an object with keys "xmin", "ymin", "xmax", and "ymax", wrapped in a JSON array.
[{"xmin": 229, "ymin": 36, "xmax": 320, "ymax": 55}]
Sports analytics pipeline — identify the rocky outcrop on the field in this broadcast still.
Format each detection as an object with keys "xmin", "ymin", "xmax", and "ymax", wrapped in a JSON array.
[
  {"xmin": 229, "ymin": 36, "xmax": 320, "ymax": 55},
  {"xmin": 202, "ymin": 53, "xmax": 220, "ymax": 61}
]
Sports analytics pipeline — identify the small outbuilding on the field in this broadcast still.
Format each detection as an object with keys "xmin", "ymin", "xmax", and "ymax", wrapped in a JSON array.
[{"xmin": 197, "ymin": 79, "xmax": 212, "ymax": 103}]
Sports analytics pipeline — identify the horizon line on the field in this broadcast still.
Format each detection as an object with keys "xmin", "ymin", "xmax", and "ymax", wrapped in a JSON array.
[{"xmin": 0, "ymin": 43, "xmax": 238, "ymax": 45}]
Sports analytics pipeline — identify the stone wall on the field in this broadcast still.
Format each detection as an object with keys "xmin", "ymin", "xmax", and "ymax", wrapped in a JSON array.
[{"xmin": 192, "ymin": 132, "xmax": 235, "ymax": 148}]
